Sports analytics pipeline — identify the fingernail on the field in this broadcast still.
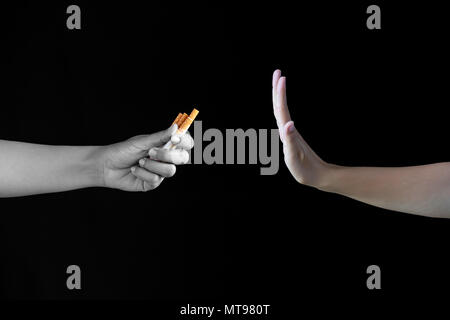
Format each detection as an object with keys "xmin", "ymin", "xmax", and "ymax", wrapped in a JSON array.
[
  {"xmin": 171, "ymin": 136, "xmax": 181, "ymax": 144},
  {"xmin": 148, "ymin": 148, "xmax": 157, "ymax": 158},
  {"xmin": 131, "ymin": 166, "xmax": 136, "ymax": 173},
  {"xmin": 288, "ymin": 122, "xmax": 295, "ymax": 133},
  {"xmin": 139, "ymin": 158, "xmax": 146, "ymax": 167}
]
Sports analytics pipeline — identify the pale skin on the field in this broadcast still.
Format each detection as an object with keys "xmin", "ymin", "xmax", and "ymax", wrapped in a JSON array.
[
  {"xmin": 0, "ymin": 124, "xmax": 194, "ymax": 197},
  {"xmin": 272, "ymin": 69, "xmax": 450, "ymax": 218}
]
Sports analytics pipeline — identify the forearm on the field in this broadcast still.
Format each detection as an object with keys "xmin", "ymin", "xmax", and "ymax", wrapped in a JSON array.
[
  {"xmin": 318, "ymin": 162, "xmax": 450, "ymax": 218},
  {"xmin": 0, "ymin": 140, "xmax": 105, "ymax": 197}
]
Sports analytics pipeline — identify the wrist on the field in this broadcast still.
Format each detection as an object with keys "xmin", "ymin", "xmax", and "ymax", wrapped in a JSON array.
[
  {"xmin": 83, "ymin": 145, "xmax": 107, "ymax": 188},
  {"xmin": 314, "ymin": 161, "xmax": 344, "ymax": 193}
]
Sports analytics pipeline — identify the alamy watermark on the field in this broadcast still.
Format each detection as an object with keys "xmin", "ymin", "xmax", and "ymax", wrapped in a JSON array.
[{"xmin": 187, "ymin": 121, "xmax": 280, "ymax": 175}]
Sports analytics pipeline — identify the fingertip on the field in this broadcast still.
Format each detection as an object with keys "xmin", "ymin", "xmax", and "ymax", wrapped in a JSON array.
[
  {"xmin": 284, "ymin": 121, "xmax": 295, "ymax": 136},
  {"xmin": 272, "ymin": 69, "xmax": 281, "ymax": 87},
  {"xmin": 186, "ymin": 134, "xmax": 195, "ymax": 149},
  {"xmin": 180, "ymin": 149, "xmax": 190, "ymax": 164},
  {"xmin": 154, "ymin": 174, "xmax": 164, "ymax": 184},
  {"xmin": 174, "ymin": 133, "xmax": 194, "ymax": 150},
  {"xmin": 168, "ymin": 123, "xmax": 178, "ymax": 135},
  {"xmin": 171, "ymin": 135, "xmax": 181, "ymax": 144},
  {"xmin": 167, "ymin": 164, "xmax": 176, "ymax": 177},
  {"xmin": 277, "ymin": 76, "xmax": 286, "ymax": 94}
]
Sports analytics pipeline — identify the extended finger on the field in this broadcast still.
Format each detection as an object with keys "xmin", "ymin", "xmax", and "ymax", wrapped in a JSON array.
[
  {"xmin": 276, "ymin": 76, "xmax": 292, "ymax": 126},
  {"xmin": 272, "ymin": 69, "xmax": 282, "ymax": 118}
]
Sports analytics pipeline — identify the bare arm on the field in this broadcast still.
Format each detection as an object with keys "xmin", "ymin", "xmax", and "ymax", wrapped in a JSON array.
[
  {"xmin": 0, "ymin": 140, "xmax": 103, "ymax": 197},
  {"xmin": 272, "ymin": 69, "xmax": 450, "ymax": 218},
  {"xmin": 321, "ymin": 163, "xmax": 450, "ymax": 217},
  {"xmin": 0, "ymin": 125, "xmax": 193, "ymax": 197}
]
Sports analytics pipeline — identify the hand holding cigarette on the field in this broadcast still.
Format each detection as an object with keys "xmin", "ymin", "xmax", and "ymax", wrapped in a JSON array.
[
  {"xmin": 163, "ymin": 109, "xmax": 199, "ymax": 150},
  {"xmin": 133, "ymin": 109, "xmax": 198, "ymax": 188},
  {"xmin": 0, "ymin": 110, "xmax": 197, "ymax": 196},
  {"xmin": 101, "ymin": 111, "xmax": 197, "ymax": 192},
  {"xmin": 0, "ymin": 118, "xmax": 195, "ymax": 196}
]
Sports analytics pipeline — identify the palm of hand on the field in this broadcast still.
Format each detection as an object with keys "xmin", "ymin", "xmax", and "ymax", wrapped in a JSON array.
[{"xmin": 272, "ymin": 70, "xmax": 327, "ymax": 189}]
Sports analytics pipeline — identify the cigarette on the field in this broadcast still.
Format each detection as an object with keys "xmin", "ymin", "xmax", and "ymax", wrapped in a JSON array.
[
  {"xmin": 177, "ymin": 108, "xmax": 199, "ymax": 134},
  {"xmin": 163, "ymin": 108, "xmax": 199, "ymax": 150},
  {"xmin": 177, "ymin": 113, "xmax": 188, "ymax": 128},
  {"xmin": 172, "ymin": 113, "xmax": 183, "ymax": 126}
]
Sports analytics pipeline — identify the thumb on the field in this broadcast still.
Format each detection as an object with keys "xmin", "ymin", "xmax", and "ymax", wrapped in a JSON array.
[
  {"xmin": 130, "ymin": 124, "xmax": 177, "ymax": 150},
  {"xmin": 283, "ymin": 121, "xmax": 305, "ymax": 160}
]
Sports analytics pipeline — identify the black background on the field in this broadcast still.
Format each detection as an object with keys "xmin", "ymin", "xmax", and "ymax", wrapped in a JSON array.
[{"xmin": 1, "ymin": 0, "xmax": 449, "ymax": 315}]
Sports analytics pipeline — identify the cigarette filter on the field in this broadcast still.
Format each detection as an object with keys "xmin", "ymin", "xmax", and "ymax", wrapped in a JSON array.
[
  {"xmin": 177, "ymin": 113, "xmax": 188, "ymax": 128},
  {"xmin": 163, "ymin": 108, "xmax": 199, "ymax": 150},
  {"xmin": 172, "ymin": 113, "xmax": 183, "ymax": 126},
  {"xmin": 177, "ymin": 108, "xmax": 199, "ymax": 134}
]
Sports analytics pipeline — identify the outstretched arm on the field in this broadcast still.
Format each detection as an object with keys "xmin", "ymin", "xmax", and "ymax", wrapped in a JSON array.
[
  {"xmin": 0, "ymin": 124, "xmax": 193, "ymax": 197},
  {"xmin": 272, "ymin": 69, "xmax": 450, "ymax": 218},
  {"xmin": 0, "ymin": 140, "xmax": 103, "ymax": 197}
]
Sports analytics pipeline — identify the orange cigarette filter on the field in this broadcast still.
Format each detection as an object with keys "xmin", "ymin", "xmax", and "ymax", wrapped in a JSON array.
[
  {"xmin": 177, "ymin": 113, "xmax": 188, "ymax": 127},
  {"xmin": 178, "ymin": 108, "xmax": 199, "ymax": 133},
  {"xmin": 172, "ymin": 113, "xmax": 183, "ymax": 126}
]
